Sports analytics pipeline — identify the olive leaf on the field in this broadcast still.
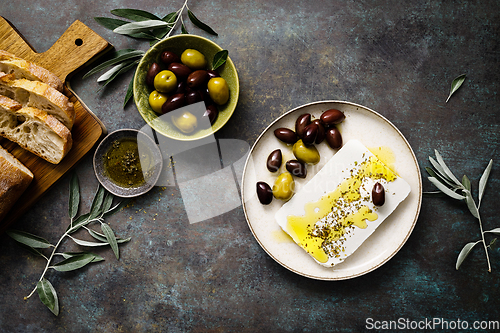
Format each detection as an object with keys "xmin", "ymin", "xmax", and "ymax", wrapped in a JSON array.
[
  {"xmin": 212, "ymin": 50, "xmax": 228, "ymax": 70},
  {"xmin": 425, "ymin": 150, "xmax": 496, "ymax": 272},
  {"xmin": 434, "ymin": 150, "xmax": 461, "ymax": 185},
  {"xmin": 51, "ymin": 253, "xmax": 96, "ymax": 272},
  {"xmin": 101, "ymin": 223, "xmax": 119, "ymax": 259},
  {"xmin": 83, "ymin": 49, "xmax": 144, "ymax": 79},
  {"xmin": 124, "ymin": 74, "xmax": 135, "ymax": 108},
  {"xmin": 111, "ymin": 8, "xmax": 160, "ymax": 21},
  {"xmin": 187, "ymin": 9, "xmax": 218, "ymax": 36},
  {"xmin": 103, "ymin": 199, "xmax": 131, "ymax": 218},
  {"xmin": 425, "ymin": 166, "xmax": 456, "ymax": 189},
  {"xmin": 98, "ymin": 60, "xmax": 140, "ymax": 89},
  {"xmin": 102, "ymin": 192, "xmax": 114, "ymax": 213},
  {"xmin": 94, "ymin": 17, "xmax": 129, "ymax": 30},
  {"xmin": 113, "ymin": 20, "xmax": 171, "ymax": 35},
  {"xmin": 61, "ymin": 252, "xmax": 104, "ymax": 263},
  {"xmin": 7, "ymin": 230, "xmax": 52, "ymax": 249},
  {"xmin": 37, "ymin": 278, "xmax": 59, "ymax": 316},
  {"xmin": 461, "ymin": 174, "xmax": 471, "ymax": 192},
  {"xmin": 94, "ymin": 17, "xmax": 156, "ymax": 39},
  {"xmin": 87, "ymin": 228, "xmax": 131, "ymax": 244},
  {"xmin": 478, "ymin": 159, "xmax": 493, "ymax": 204},
  {"xmin": 69, "ymin": 173, "xmax": 80, "ymax": 220},
  {"xmin": 181, "ymin": 23, "xmax": 188, "ymax": 34},
  {"xmin": 89, "ymin": 185, "xmax": 106, "ymax": 219},
  {"xmin": 70, "ymin": 237, "xmax": 113, "ymax": 247},
  {"xmin": 485, "ymin": 228, "xmax": 500, "ymax": 236},
  {"xmin": 446, "ymin": 74, "xmax": 466, "ymax": 103},
  {"xmin": 154, "ymin": 12, "xmax": 178, "ymax": 39},
  {"xmin": 17, "ymin": 243, "xmax": 47, "ymax": 258},
  {"xmin": 10, "ymin": 173, "xmax": 130, "ymax": 316},
  {"xmin": 456, "ymin": 241, "xmax": 480, "ymax": 270},
  {"xmin": 465, "ymin": 191, "xmax": 480, "ymax": 219},
  {"xmin": 67, "ymin": 212, "xmax": 91, "ymax": 233},
  {"xmin": 428, "ymin": 177, "xmax": 464, "ymax": 200}
]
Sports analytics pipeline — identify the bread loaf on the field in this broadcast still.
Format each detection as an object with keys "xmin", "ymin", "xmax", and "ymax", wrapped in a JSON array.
[
  {"xmin": 0, "ymin": 144, "xmax": 34, "ymax": 221},
  {"xmin": 0, "ymin": 50, "xmax": 64, "ymax": 91},
  {"xmin": 0, "ymin": 74, "xmax": 74, "ymax": 130},
  {"xmin": 0, "ymin": 95, "xmax": 72, "ymax": 164}
]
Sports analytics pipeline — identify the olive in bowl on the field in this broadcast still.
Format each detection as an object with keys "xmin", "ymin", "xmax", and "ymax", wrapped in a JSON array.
[{"xmin": 134, "ymin": 35, "xmax": 239, "ymax": 141}]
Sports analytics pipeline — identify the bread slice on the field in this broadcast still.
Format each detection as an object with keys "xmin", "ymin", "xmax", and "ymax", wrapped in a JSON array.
[
  {"xmin": 0, "ymin": 95, "xmax": 72, "ymax": 164},
  {"xmin": 0, "ymin": 50, "xmax": 64, "ymax": 91},
  {"xmin": 0, "ymin": 144, "xmax": 34, "ymax": 221},
  {"xmin": 0, "ymin": 73, "xmax": 74, "ymax": 129}
]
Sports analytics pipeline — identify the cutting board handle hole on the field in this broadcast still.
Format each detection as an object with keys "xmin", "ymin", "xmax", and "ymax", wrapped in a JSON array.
[{"xmin": 75, "ymin": 38, "xmax": 83, "ymax": 46}]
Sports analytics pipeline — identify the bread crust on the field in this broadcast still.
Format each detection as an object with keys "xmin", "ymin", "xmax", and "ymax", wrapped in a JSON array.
[
  {"xmin": 0, "ymin": 74, "xmax": 74, "ymax": 130},
  {"xmin": 0, "ymin": 96, "xmax": 72, "ymax": 164},
  {"xmin": 0, "ymin": 50, "xmax": 64, "ymax": 91},
  {"xmin": 0, "ymin": 145, "xmax": 33, "ymax": 221}
]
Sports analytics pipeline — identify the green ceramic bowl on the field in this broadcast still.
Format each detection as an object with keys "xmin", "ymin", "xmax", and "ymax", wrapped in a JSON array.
[{"xmin": 134, "ymin": 35, "xmax": 239, "ymax": 141}]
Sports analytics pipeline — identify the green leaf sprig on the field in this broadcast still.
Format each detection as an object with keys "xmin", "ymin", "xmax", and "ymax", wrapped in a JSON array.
[
  {"xmin": 424, "ymin": 150, "xmax": 497, "ymax": 271},
  {"xmin": 87, "ymin": 0, "xmax": 220, "ymax": 107},
  {"xmin": 445, "ymin": 74, "xmax": 466, "ymax": 103},
  {"xmin": 7, "ymin": 173, "xmax": 130, "ymax": 316}
]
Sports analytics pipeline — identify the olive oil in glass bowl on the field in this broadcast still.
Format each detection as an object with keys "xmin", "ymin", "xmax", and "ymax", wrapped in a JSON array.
[{"xmin": 94, "ymin": 129, "xmax": 163, "ymax": 198}]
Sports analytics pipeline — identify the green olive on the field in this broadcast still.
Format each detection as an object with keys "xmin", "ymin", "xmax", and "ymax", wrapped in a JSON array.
[
  {"xmin": 148, "ymin": 90, "xmax": 168, "ymax": 113},
  {"xmin": 272, "ymin": 172, "xmax": 295, "ymax": 201},
  {"xmin": 154, "ymin": 70, "xmax": 177, "ymax": 93},
  {"xmin": 171, "ymin": 111, "xmax": 198, "ymax": 134},
  {"xmin": 207, "ymin": 77, "xmax": 229, "ymax": 105},
  {"xmin": 181, "ymin": 49, "xmax": 207, "ymax": 70},
  {"xmin": 292, "ymin": 139, "xmax": 320, "ymax": 165}
]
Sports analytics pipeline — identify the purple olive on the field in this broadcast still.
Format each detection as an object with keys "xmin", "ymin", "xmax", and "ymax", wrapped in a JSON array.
[
  {"xmin": 312, "ymin": 119, "xmax": 325, "ymax": 144},
  {"xmin": 186, "ymin": 90, "xmax": 203, "ymax": 105},
  {"xmin": 302, "ymin": 123, "xmax": 318, "ymax": 146},
  {"xmin": 175, "ymin": 80, "xmax": 187, "ymax": 94},
  {"xmin": 372, "ymin": 182, "xmax": 385, "ymax": 206},
  {"xmin": 286, "ymin": 160, "xmax": 307, "ymax": 178},
  {"xmin": 256, "ymin": 181, "xmax": 273, "ymax": 205},
  {"xmin": 295, "ymin": 113, "xmax": 311, "ymax": 139},
  {"xmin": 320, "ymin": 109, "xmax": 345, "ymax": 126},
  {"xmin": 202, "ymin": 104, "xmax": 218, "ymax": 126},
  {"xmin": 207, "ymin": 70, "xmax": 220, "ymax": 79},
  {"xmin": 146, "ymin": 62, "xmax": 161, "ymax": 87},
  {"xmin": 274, "ymin": 128, "xmax": 298, "ymax": 144},
  {"xmin": 160, "ymin": 51, "xmax": 180, "ymax": 65},
  {"xmin": 267, "ymin": 149, "xmax": 282, "ymax": 173},
  {"xmin": 161, "ymin": 93, "xmax": 185, "ymax": 114},
  {"xmin": 167, "ymin": 62, "xmax": 192, "ymax": 79},
  {"xmin": 325, "ymin": 127, "xmax": 342, "ymax": 149},
  {"xmin": 187, "ymin": 70, "xmax": 209, "ymax": 89}
]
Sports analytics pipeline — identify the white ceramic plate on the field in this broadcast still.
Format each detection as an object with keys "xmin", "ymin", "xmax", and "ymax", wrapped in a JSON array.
[{"xmin": 241, "ymin": 101, "xmax": 422, "ymax": 280}]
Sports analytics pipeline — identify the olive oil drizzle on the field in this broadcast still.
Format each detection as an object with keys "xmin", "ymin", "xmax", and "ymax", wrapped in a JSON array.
[{"xmin": 286, "ymin": 155, "xmax": 397, "ymax": 263}]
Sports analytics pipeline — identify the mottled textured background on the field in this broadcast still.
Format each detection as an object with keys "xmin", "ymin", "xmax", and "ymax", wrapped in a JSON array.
[{"xmin": 1, "ymin": 0, "xmax": 499, "ymax": 332}]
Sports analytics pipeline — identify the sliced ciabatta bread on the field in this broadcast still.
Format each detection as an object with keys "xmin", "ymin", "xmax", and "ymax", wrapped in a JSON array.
[
  {"xmin": 0, "ymin": 144, "xmax": 34, "ymax": 221},
  {"xmin": 0, "ymin": 50, "xmax": 64, "ymax": 91},
  {"xmin": 0, "ymin": 95, "xmax": 72, "ymax": 164},
  {"xmin": 0, "ymin": 74, "xmax": 75, "ymax": 130}
]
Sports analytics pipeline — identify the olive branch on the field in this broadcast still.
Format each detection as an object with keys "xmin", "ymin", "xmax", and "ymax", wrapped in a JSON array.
[
  {"xmin": 83, "ymin": 1, "xmax": 219, "ymax": 107},
  {"xmin": 424, "ymin": 150, "xmax": 499, "ymax": 271},
  {"xmin": 7, "ymin": 173, "xmax": 130, "ymax": 315}
]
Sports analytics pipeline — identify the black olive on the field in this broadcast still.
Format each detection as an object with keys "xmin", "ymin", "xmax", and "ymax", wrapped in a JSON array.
[
  {"xmin": 267, "ymin": 149, "xmax": 282, "ymax": 173},
  {"xmin": 256, "ymin": 181, "xmax": 273, "ymax": 205}
]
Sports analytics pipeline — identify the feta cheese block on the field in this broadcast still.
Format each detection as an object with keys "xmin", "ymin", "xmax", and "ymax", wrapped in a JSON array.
[{"xmin": 275, "ymin": 140, "xmax": 411, "ymax": 267}]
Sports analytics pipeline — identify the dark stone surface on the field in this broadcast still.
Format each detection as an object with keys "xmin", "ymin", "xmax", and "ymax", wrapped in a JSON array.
[{"xmin": 1, "ymin": 0, "xmax": 499, "ymax": 332}]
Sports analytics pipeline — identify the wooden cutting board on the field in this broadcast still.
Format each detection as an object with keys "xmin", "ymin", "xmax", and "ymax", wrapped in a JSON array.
[{"xmin": 0, "ymin": 16, "xmax": 112, "ymax": 233}]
